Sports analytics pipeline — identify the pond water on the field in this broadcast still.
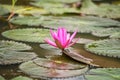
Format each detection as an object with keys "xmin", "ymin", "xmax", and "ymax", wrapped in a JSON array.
[{"xmin": 0, "ymin": 0, "xmax": 120, "ymax": 80}]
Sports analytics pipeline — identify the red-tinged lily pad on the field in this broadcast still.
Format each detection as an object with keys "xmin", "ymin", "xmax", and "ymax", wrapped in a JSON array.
[
  {"xmin": 32, "ymin": 58, "xmax": 86, "ymax": 70},
  {"xmin": 63, "ymin": 48, "xmax": 96, "ymax": 66},
  {"xmin": 19, "ymin": 58, "xmax": 88, "ymax": 79}
]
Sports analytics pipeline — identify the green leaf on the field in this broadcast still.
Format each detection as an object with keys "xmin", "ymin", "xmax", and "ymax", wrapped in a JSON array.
[
  {"xmin": 0, "ymin": 4, "xmax": 9, "ymax": 15},
  {"xmin": 80, "ymin": 0, "xmax": 120, "ymax": 18},
  {"xmin": 1, "ymin": 4, "xmax": 48, "ymax": 16},
  {"xmin": 85, "ymin": 39, "xmax": 120, "ymax": 58},
  {"xmin": 110, "ymin": 32, "xmax": 120, "ymax": 39},
  {"xmin": 0, "ymin": 76, "xmax": 5, "ymax": 80},
  {"xmin": 0, "ymin": 40, "xmax": 37, "ymax": 65},
  {"xmin": 2, "ymin": 28, "xmax": 50, "ymax": 43},
  {"xmin": 85, "ymin": 68, "xmax": 120, "ymax": 80},
  {"xmin": 72, "ymin": 38, "xmax": 94, "ymax": 44},
  {"xmin": 19, "ymin": 58, "xmax": 88, "ymax": 79},
  {"xmin": 92, "ymin": 28, "xmax": 120, "ymax": 37},
  {"xmin": 11, "ymin": 76, "xmax": 33, "ymax": 80}
]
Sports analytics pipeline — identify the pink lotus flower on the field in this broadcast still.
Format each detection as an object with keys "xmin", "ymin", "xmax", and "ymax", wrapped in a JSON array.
[{"xmin": 45, "ymin": 27, "xmax": 78, "ymax": 50}]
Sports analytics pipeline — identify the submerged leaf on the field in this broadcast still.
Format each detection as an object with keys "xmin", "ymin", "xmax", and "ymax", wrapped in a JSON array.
[
  {"xmin": 19, "ymin": 58, "xmax": 88, "ymax": 79},
  {"xmin": 85, "ymin": 39, "xmax": 120, "ymax": 58},
  {"xmin": 2, "ymin": 28, "xmax": 50, "ymax": 43},
  {"xmin": 80, "ymin": 0, "xmax": 120, "ymax": 18},
  {"xmin": 11, "ymin": 76, "xmax": 33, "ymax": 80},
  {"xmin": 0, "ymin": 40, "xmax": 37, "ymax": 65},
  {"xmin": 85, "ymin": 68, "xmax": 120, "ymax": 80}
]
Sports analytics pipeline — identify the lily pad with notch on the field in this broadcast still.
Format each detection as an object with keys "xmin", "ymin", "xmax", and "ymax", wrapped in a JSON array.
[
  {"xmin": 2, "ymin": 28, "xmax": 50, "ymax": 43},
  {"xmin": 19, "ymin": 58, "xmax": 88, "ymax": 79},
  {"xmin": 85, "ymin": 39, "xmax": 120, "ymax": 58},
  {"xmin": 85, "ymin": 68, "xmax": 120, "ymax": 80},
  {"xmin": 0, "ymin": 40, "xmax": 37, "ymax": 65}
]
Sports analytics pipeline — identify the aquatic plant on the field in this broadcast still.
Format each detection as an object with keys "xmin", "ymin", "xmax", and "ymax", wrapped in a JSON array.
[{"xmin": 45, "ymin": 27, "xmax": 78, "ymax": 50}]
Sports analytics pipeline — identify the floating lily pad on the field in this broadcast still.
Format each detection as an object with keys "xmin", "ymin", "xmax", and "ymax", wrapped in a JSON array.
[
  {"xmin": 30, "ymin": 0, "xmax": 80, "ymax": 14},
  {"xmin": 41, "ymin": 16, "xmax": 120, "ymax": 33},
  {"xmin": 31, "ymin": 0, "xmax": 80, "ymax": 4},
  {"xmin": 0, "ymin": 76, "xmax": 5, "ymax": 80},
  {"xmin": 11, "ymin": 76, "xmax": 33, "ymax": 80},
  {"xmin": 40, "ymin": 44, "xmax": 61, "ymax": 55},
  {"xmin": 1, "ymin": 4, "xmax": 48, "ymax": 16},
  {"xmin": 9, "ymin": 16, "xmax": 44, "ymax": 26},
  {"xmin": 0, "ymin": 4, "xmax": 9, "ymax": 16},
  {"xmin": 110, "ymin": 32, "xmax": 120, "ymax": 39},
  {"xmin": 85, "ymin": 39, "xmax": 120, "ymax": 58},
  {"xmin": 73, "ymin": 38, "xmax": 94, "ymax": 44},
  {"xmin": 0, "ymin": 40, "xmax": 37, "ymax": 65},
  {"xmin": 9, "ymin": 16, "xmax": 120, "ymax": 31},
  {"xmin": 32, "ymin": 58, "xmax": 86, "ymax": 70},
  {"xmin": 80, "ymin": 0, "xmax": 120, "ymax": 18},
  {"xmin": 2, "ymin": 28, "xmax": 50, "ymax": 43},
  {"xmin": 85, "ymin": 68, "xmax": 120, "ymax": 80},
  {"xmin": 19, "ymin": 58, "xmax": 88, "ymax": 79},
  {"xmin": 92, "ymin": 28, "xmax": 120, "ymax": 37}
]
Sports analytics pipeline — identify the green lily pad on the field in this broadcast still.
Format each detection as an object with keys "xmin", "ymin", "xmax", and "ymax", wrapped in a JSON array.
[
  {"xmin": 40, "ymin": 16, "xmax": 120, "ymax": 33},
  {"xmin": 0, "ymin": 76, "xmax": 5, "ymax": 80},
  {"xmin": 40, "ymin": 44, "xmax": 61, "ymax": 55},
  {"xmin": 80, "ymin": 0, "xmax": 120, "ymax": 18},
  {"xmin": 30, "ymin": 0, "xmax": 80, "ymax": 14},
  {"xmin": 9, "ymin": 16, "xmax": 44, "ymax": 26},
  {"xmin": 1, "ymin": 4, "xmax": 48, "ymax": 16},
  {"xmin": 19, "ymin": 58, "xmax": 88, "ymax": 79},
  {"xmin": 85, "ymin": 39, "xmax": 120, "ymax": 58},
  {"xmin": 85, "ymin": 68, "xmax": 120, "ymax": 80},
  {"xmin": 10, "ymin": 16, "xmax": 120, "ymax": 33},
  {"xmin": 0, "ymin": 40, "xmax": 37, "ymax": 65},
  {"xmin": 92, "ymin": 28, "xmax": 120, "ymax": 37},
  {"xmin": 0, "ymin": 4, "xmax": 9, "ymax": 16},
  {"xmin": 31, "ymin": 0, "xmax": 80, "ymax": 4},
  {"xmin": 73, "ymin": 38, "xmax": 94, "ymax": 44},
  {"xmin": 2, "ymin": 28, "xmax": 50, "ymax": 43},
  {"xmin": 110, "ymin": 32, "xmax": 120, "ymax": 39},
  {"xmin": 31, "ymin": 58, "xmax": 86, "ymax": 70},
  {"xmin": 11, "ymin": 76, "xmax": 33, "ymax": 80}
]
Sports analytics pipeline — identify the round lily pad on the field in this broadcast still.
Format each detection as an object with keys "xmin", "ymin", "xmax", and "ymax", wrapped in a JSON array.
[
  {"xmin": 32, "ymin": 58, "xmax": 86, "ymax": 70},
  {"xmin": 2, "ymin": 28, "xmax": 50, "ymax": 43},
  {"xmin": 72, "ymin": 38, "xmax": 94, "ymax": 44},
  {"xmin": 40, "ymin": 44, "xmax": 61, "ymax": 55},
  {"xmin": 85, "ymin": 68, "xmax": 120, "ymax": 80},
  {"xmin": 92, "ymin": 28, "xmax": 120, "ymax": 37},
  {"xmin": 0, "ymin": 40, "xmax": 37, "ymax": 65},
  {"xmin": 0, "ymin": 76, "xmax": 5, "ymax": 80},
  {"xmin": 85, "ymin": 39, "xmax": 120, "ymax": 58},
  {"xmin": 19, "ymin": 58, "xmax": 88, "ymax": 79},
  {"xmin": 11, "ymin": 76, "xmax": 33, "ymax": 80},
  {"xmin": 0, "ymin": 5, "xmax": 9, "ymax": 16},
  {"xmin": 9, "ymin": 16, "xmax": 44, "ymax": 26}
]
